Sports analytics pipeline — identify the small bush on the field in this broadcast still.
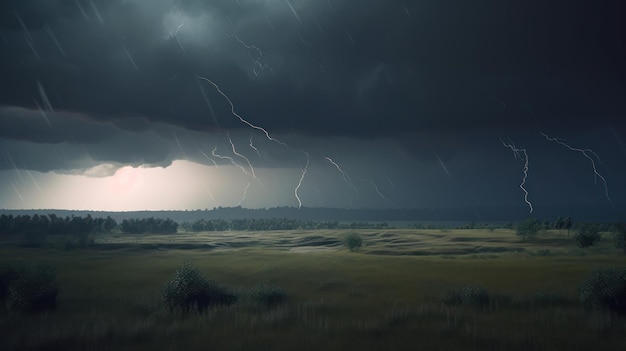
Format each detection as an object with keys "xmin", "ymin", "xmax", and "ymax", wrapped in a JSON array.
[
  {"xmin": 162, "ymin": 262, "xmax": 236, "ymax": 315},
  {"xmin": 577, "ymin": 267, "xmax": 626, "ymax": 314},
  {"xmin": 344, "ymin": 232, "xmax": 363, "ymax": 251},
  {"xmin": 574, "ymin": 224, "xmax": 601, "ymax": 248},
  {"xmin": 4, "ymin": 263, "xmax": 58, "ymax": 313},
  {"xmin": 248, "ymin": 282, "xmax": 287, "ymax": 308},
  {"xmin": 444, "ymin": 285, "xmax": 490, "ymax": 307}
]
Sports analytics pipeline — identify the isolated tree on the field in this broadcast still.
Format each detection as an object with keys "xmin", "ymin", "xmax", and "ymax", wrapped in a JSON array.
[
  {"xmin": 516, "ymin": 218, "xmax": 542, "ymax": 241},
  {"xmin": 574, "ymin": 223, "xmax": 601, "ymax": 248},
  {"xmin": 344, "ymin": 232, "xmax": 364, "ymax": 251}
]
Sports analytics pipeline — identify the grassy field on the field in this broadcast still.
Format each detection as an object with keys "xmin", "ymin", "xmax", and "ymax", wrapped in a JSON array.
[{"xmin": 1, "ymin": 228, "xmax": 625, "ymax": 350}]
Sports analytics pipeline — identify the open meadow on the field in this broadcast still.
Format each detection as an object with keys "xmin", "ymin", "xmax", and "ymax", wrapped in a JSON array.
[{"xmin": 1, "ymin": 228, "xmax": 625, "ymax": 350}]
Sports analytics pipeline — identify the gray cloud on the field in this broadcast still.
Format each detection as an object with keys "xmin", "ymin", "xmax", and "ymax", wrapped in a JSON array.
[
  {"xmin": 0, "ymin": 0, "xmax": 625, "ymax": 212},
  {"xmin": 1, "ymin": 0, "xmax": 623, "ymax": 141}
]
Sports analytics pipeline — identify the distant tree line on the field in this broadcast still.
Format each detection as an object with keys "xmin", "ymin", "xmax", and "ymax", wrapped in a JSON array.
[
  {"xmin": 0, "ymin": 214, "xmax": 117, "ymax": 246},
  {"xmin": 0, "ymin": 214, "xmax": 117, "ymax": 237},
  {"xmin": 179, "ymin": 218, "xmax": 345, "ymax": 232},
  {"xmin": 180, "ymin": 218, "xmax": 394, "ymax": 232},
  {"xmin": 120, "ymin": 218, "xmax": 178, "ymax": 234}
]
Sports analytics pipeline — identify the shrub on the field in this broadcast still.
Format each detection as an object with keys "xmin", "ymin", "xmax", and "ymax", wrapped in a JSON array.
[
  {"xmin": 248, "ymin": 282, "xmax": 287, "ymax": 308},
  {"xmin": 4, "ymin": 263, "xmax": 58, "ymax": 313},
  {"xmin": 574, "ymin": 224, "xmax": 601, "ymax": 248},
  {"xmin": 577, "ymin": 268, "xmax": 626, "ymax": 314},
  {"xmin": 344, "ymin": 232, "xmax": 363, "ymax": 251},
  {"xmin": 162, "ymin": 262, "xmax": 236, "ymax": 315},
  {"xmin": 444, "ymin": 285, "xmax": 490, "ymax": 307}
]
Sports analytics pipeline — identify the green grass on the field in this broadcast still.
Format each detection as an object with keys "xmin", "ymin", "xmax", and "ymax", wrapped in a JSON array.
[{"xmin": 0, "ymin": 229, "xmax": 625, "ymax": 350}]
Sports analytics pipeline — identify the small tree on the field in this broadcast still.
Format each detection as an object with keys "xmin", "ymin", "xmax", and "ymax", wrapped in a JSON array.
[
  {"xmin": 574, "ymin": 223, "xmax": 601, "ymax": 248},
  {"xmin": 344, "ymin": 232, "xmax": 363, "ymax": 251},
  {"xmin": 516, "ymin": 218, "xmax": 542, "ymax": 241}
]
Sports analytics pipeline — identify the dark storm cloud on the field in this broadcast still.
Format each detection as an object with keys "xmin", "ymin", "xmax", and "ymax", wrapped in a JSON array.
[
  {"xmin": 1, "ymin": 0, "xmax": 625, "ymax": 143},
  {"xmin": 0, "ymin": 106, "xmax": 118, "ymax": 143}
]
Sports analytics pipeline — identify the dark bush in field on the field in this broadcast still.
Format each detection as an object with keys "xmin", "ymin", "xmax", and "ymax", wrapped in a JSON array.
[
  {"xmin": 3, "ymin": 263, "xmax": 58, "ymax": 313},
  {"xmin": 577, "ymin": 268, "xmax": 626, "ymax": 314},
  {"xmin": 574, "ymin": 224, "xmax": 601, "ymax": 248},
  {"xmin": 248, "ymin": 282, "xmax": 287, "ymax": 308},
  {"xmin": 343, "ymin": 232, "xmax": 363, "ymax": 251},
  {"xmin": 444, "ymin": 285, "xmax": 490, "ymax": 307},
  {"xmin": 162, "ymin": 263, "xmax": 236, "ymax": 314}
]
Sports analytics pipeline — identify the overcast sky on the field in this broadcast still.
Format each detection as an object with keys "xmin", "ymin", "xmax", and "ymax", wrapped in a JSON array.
[{"xmin": 0, "ymin": 0, "xmax": 625, "ymax": 217}]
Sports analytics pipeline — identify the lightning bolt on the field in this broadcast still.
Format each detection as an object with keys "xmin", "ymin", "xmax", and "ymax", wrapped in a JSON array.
[
  {"xmin": 212, "ymin": 145, "xmax": 252, "ymax": 178},
  {"xmin": 325, "ymin": 157, "xmax": 357, "ymax": 191},
  {"xmin": 225, "ymin": 34, "xmax": 274, "ymax": 76},
  {"xmin": 212, "ymin": 145, "xmax": 253, "ymax": 206},
  {"xmin": 358, "ymin": 177, "xmax": 389, "ymax": 201},
  {"xmin": 249, "ymin": 134, "xmax": 261, "ymax": 157},
  {"xmin": 196, "ymin": 75, "xmax": 288, "ymax": 147},
  {"xmin": 196, "ymin": 76, "xmax": 320, "ymax": 208},
  {"xmin": 294, "ymin": 151, "xmax": 310, "ymax": 209},
  {"xmin": 199, "ymin": 150, "xmax": 218, "ymax": 167},
  {"xmin": 227, "ymin": 131, "xmax": 256, "ymax": 179},
  {"xmin": 501, "ymin": 138, "xmax": 533, "ymax": 213},
  {"xmin": 172, "ymin": 21, "xmax": 186, "ymax": 53},
  {"xmin": 237, "ymin": 181, "xmax": 251, "ymax": 207},
  {"xmin": 541, "ymin": 132, "xmax": 612, "ymax": 204}
]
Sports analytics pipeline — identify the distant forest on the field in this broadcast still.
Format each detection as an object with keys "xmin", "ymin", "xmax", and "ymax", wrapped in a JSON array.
[{"xmin": 1, "ymin": 204, "xmax": 623, "ymax": 224}]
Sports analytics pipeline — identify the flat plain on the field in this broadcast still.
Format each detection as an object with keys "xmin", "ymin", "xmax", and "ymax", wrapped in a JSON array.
[{"xmin": 1, "ymin": 228, "xmax": 625, "ymax": 350}]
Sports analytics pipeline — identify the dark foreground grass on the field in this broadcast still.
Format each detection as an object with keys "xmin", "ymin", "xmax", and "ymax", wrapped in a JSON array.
[{"xmin": 1, "ymin": 233, "xmax": 625, "ymax": 350}]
